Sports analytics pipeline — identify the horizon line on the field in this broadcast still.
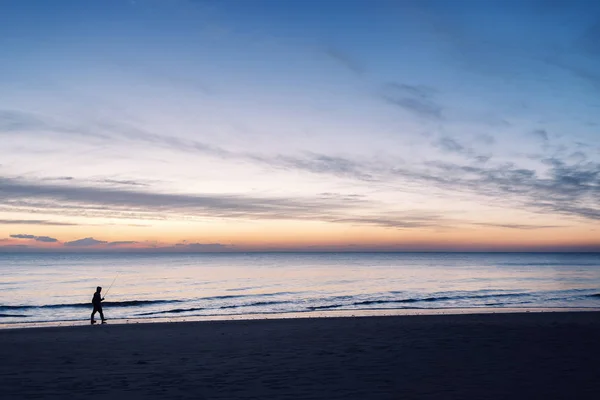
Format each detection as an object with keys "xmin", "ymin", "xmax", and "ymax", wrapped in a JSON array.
[{"xmin": 1, "ymin": 250, "xmax": 599, "ymax": 254}]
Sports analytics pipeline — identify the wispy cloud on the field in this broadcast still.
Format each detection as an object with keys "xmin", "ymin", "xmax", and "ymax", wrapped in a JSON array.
[
  {"xmin": 381, "ymin": 83, "xmax": 442, "ymax": 120},
  {"xmin": 0, "ymin": 176, "xmax": 357, "ymax": 219},
  {"xmin": 433, "ymin": 136, "xmax": 492, "ymax": 163},
  {"xmin": 324, "ymin": 47, "xmax": 365, "ymax": 75},
  {"xmin": 106, "ymin": 241, "xmax": 138, "ymax": 246},
  {"xmin": 249, "ymin": 153, "xmax": 377, "ymax": 181},
  {"xmin": 10, "ymin": 234, "xmax": 58, "ymax": 242},
  {"xmin": 250, "ymin": 152, "xmax": 600, "ymax": 223},
  {"xmin": 532, "ymin": 129, "xmax": 549, "ymax": 142},
  {"xmin": 0, "ymin": 175, "xmax": 446, "ymax": 229},
  {"xmin": 471, "ymin": 223, "xmax": 561, "ymax": 230},
  {"xmin": 64, "ymin": 237, "xmax": 107, "ymax": 247},
  {"xmin": 0, "ymin": 109, "xmax": 54, "ymax": 133},
  {"xmin": 100, "ymin": 179, "xmax": 149, "ymax": 187},
  {"xmin": 0, "ymin": 219, "xmax": 77, "ymax": 226},
  {"xmin": 10, "ymin": 234, "xmax": 36, "ymax": 239},
  {"xmin": 35, "ymin": 236, "xmax": 59, "ymax": 243},
  {"xmin": 41, "ymin": 176, "xmax": 74, "ymax": 181},
  {"xmin": 0, "ymin": 109, "xmax": 229, "ymax": 159},
  {"xmin": 0, "ymin": 109, "xmax": 109, "ymax": 140},
  {"xmin": 435, "ymin": 137, "xmax": 465, "ymax": 153},
  {"xmin": 2, "ymin": 137, "xmax": 598, "ymax": 226},
  {"xmin": 327, "ymin": 214, "xmax": 445, "ymax": 229},
  {"xmin": 417, "ymin": 158, "xmax": 600, "ymax": 221},
  {"xmin": 0, "ymin": 235, "xmax": 235, "ymax": 252}
]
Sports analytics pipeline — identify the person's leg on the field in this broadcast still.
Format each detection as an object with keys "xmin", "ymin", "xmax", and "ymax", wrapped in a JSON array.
[
  {"xmin": 99, "ymin": 307, "xmax": 105, "ymax": 321},
  {"xmin": 91, "ymin": 308, "xmax": 97, "ymax": 323}
]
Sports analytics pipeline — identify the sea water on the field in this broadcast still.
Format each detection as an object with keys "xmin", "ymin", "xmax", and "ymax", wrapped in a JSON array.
[{"xmin": 1, "ymin": 252, "xmax": 599, "ymax": 325}]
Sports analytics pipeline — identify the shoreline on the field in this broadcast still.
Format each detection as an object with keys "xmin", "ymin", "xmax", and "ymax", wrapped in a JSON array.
[{"xmin": 2, "ymin": 306, "xmax": 599, "ymax": 330}]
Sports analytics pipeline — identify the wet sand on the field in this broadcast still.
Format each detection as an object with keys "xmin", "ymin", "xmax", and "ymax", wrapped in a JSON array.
[{"xmin": 1, "ymin": 312, "xmax": 599, "ymax": 399}]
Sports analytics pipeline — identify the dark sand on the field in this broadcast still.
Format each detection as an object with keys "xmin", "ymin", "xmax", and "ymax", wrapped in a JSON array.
[{"xmin": 1, "ymin": 312, "xmax": 599, "ymax": 399}]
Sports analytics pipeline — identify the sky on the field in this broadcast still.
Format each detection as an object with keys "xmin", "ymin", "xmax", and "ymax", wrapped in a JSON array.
[{"xmin": 0, "ymin": 0, "xmax": 599, "ymax": 252}]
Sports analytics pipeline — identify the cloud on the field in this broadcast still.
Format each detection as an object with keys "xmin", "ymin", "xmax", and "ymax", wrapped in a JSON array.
[
  {"xmin": 433, "ymin": 136, "xmax": 493, "ymax": 164},
  {"xmin": 473, "ymin": 155, "xmax": 491, "ymax": 164},
  {"xmin": 532, "ymin": 129, "xmax": 549, "ymax": 142},
  {"xmin": 0, "ymin": 110, "xmax": 425, "ymax": 187},
  {"xmin": 327, "ymin": 213, "xmax": 445, "ymax": 229},
  {"xmin": 0, "ymin": 219, "xmax": 77, "ymax": 226},
  {"xmin": 436, "ymin": 137, "xmax": 465, "ymax": 153},
  {"xmin": 477, "ymin": 134, "xmax": 496, "ymax": 145},
  {"xmin": 261, "ymin": 153, "xmax": 599, "ymax": 223},
  {"xmin": 415, "ymin": 158, "xmax": 600, "ymax": 221},
  {"xmin": 0, "ymin": 175, "xmax": 362, "ymax": 221},
  {"xmin": 42, "ymin": 177, "xmax": 74, "ymax": 181},
  {"xmin": 1, "ymin": 106, "xmax": 597, "ymax": 226},
  {"xmin": 0, "ymin": 109, "xmax": 228, "ymax": 159},
  {"xmin": 252, "ymin": 153, "xmax": 376, "ymax": 181},
  {"xmin": 40, "ymin": 177, "xmax": 152, "ymax": 188},
  {"xmin": 1, "ymin": 236, "xmax": 235, "ymax": 252},
  {"xmin": 10, "ymin": 234, "xmax": 35, "ymax": 239},
  {"xmin": 471, "ymin": 223, "xmax": 561, "ymax": 230},
  {"xmin": 0, "ymin": 109, "xmax": 109, "ymax": 139},
  {"xmin": 94, "ymin": 120, "xmax": 231, "ymax": 158},
  {"xmin": 10, "ymin": 234, "xmax": 58, "ymax": 242},
  {"xmin": 0, "ymin": 109, "xmax": 52, "ymax": 133},
  {"xmin": 0, "ymin": 175, "xmax": 348, "ymax": 224},
  {"xmin": 64, "ymin": 237, "xmax": 108, "ymax": 247},
  {"xmin": 381, "ymin": 83, "xmax": 442, "ymax": 119},
  {"xmin": 568, "ymin": 151, "xmax": 587, "ymax": 163},
  {"xmin": 0, "ymin": 174, "xmax": 456, "ymax": 229},
  {"xmin": 2, "ymin": 139, "xmax": 599, "ymax": 227},
  {"xmin": 107, "ymin": 241, "xmax": 138, "ymax": 246},
  {"xmin": 34, "ymin": 236, "xmax": 59, "ymax": 243},
  {"xmin": 100, "ymin": 179, "xmax": 149, "ymax": 187},
  {"xmin": 324, "ymin": 47, "xmax": 365, "ymax": 75}
]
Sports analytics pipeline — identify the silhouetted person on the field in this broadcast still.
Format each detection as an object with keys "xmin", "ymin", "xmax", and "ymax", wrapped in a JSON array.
[{"xmin": 91, "ymin": 286, "xmax": 106, "ymax": 324}]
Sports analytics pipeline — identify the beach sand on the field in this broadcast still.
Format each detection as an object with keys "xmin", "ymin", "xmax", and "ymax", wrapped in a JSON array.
[{"xmin": 1, "ymin": 312, "xmax": 599, "ymax": 399}]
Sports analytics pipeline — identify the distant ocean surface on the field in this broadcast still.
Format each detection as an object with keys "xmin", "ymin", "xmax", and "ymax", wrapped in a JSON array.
[{"xmin": 1, "ymin": 252, "xmax": 599, "ymax": 326}]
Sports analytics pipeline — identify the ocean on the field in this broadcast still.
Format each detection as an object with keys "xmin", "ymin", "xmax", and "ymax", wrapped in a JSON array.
[{"xmin": 1, "ymin": 252, "xmax": 599, "ymax": 326}]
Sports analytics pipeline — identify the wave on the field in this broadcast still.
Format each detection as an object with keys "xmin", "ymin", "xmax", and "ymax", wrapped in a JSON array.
[
  {"xmin": 202, "ymin": 291, "xmax": 296, "ymax": 301},
  {"xmin": 344, "ymin": 291, "xmax": 600, "ymax": 309},
  {"xmin": 484, "ymin": 301, "xmax": 533, "ymax": 306},
  {"xmin": 136, "ymin": 300, "xmax": 295, "ymax": 316},
  {"xmin": 102, "ymin": 300, "xmax": 182, "ymax": 307},
  {"xmin": 225, "ymin": 286, "xmax": 260, "ymax": 292},
  {"xmin": 219, "ymin": 300, "xmax": 293, "ymax": 309},
  {"xmin": 4, "ymin": 291, "xmax": 598, "ymax": 319},
  {"xmin": 0, "ymin": 292, "xmax": 302, "ymax": 312},
  {"xmin": 137, "ymin": 307, "xmax": 205, "ymax": 316},
  {"xmin": 307, "ymin": 292, "xmax": 537, "ymax": 310},
  {"xmin": 308, "ymin": 304, "xmax": 346, "ymax": 310},
  {"xmin": 0, "ymin": 299, "xmax": 181, "ymax": 311},
  {"xmin": 358, "ymin": 292, "xmax": 537, "ymax": 305}
]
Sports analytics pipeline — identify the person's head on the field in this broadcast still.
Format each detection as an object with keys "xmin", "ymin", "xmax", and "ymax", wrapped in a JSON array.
[{"xmin": 96, "ymin": 286, "xmax": 102, "ymax": 293}]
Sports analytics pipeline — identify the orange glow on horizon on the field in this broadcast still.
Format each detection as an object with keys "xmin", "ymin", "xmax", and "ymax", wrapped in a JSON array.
[{"xmin": 1, "ymin": 219, "xmax": 598, "ymax": 252}]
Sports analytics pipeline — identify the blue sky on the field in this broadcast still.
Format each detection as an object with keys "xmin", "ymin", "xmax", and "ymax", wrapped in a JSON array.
[{"xmin": 0, "ymin": 0, "xmax": 599, "ymax": 251}]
